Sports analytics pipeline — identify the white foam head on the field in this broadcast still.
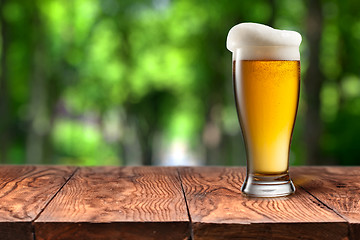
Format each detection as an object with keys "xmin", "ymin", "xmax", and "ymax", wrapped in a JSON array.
[{"xmin": 226, "ymin": 23, "xmax": 302, "ymax": 60}]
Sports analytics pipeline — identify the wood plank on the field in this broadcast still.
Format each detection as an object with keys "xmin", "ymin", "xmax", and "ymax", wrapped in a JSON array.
[
  {"xmin": 0, "ymin": 222, "xmax": 33, "ymax": 240},
  {"xmin": 0, "ymin": 165, "xmax": 76, "ymax": 240},
  {"xmin": 34, "ymin": 166, "xmax": 190, "ymax": 240},
  {"xmin": 293, "ymin": 167, "xmax": 360, "ymax": 240},
  {"xmin": 179, "ymin": 167, "xmax": 349, "ymax": 240}
]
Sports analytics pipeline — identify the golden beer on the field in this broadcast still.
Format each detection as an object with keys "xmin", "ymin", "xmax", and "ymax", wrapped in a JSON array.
[{"xmin": 233, "ymin": 60, "xmax": 300, "ymax": 175}]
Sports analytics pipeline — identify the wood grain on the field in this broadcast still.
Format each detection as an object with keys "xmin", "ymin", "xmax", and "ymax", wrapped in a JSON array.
[
  {"xmin": 2, "ymin": 166, "xmax": 358, "ymax": 239},
  {"xmin": 179, "ymin": 167, "xmax": 348, "ymax": 240},
  {"xmin": 34, "ymin": 166, "xmax": 190, "ymax": 240},
  {"xmin": 293, "ymin": 167, "xmax": 360, "ymax": 240},
  {"xmin": 0, "ymin": 165, "xmax": 76, "ymax": 240}
]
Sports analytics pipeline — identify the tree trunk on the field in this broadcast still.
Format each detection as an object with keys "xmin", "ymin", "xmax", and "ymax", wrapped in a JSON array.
[
  {"xmin": 26, "ymin": 4, "xmax": 50, "ymax": 164},
  {"xmin": 268, "ymin": 0, "xmax": 277, "ymax": 27},
  {"xmin": 0, "ymin": 0, "xmax": 11, "ymax": 163},
  {"xmin": 304, "ymin": 0, "xmax": 324, "ymax": 165}
]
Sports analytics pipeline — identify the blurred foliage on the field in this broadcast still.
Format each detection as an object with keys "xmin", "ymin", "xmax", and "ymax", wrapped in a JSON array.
[{"xmin": 0, "ymin": 0, "xmax": 359, "ymax": 165}]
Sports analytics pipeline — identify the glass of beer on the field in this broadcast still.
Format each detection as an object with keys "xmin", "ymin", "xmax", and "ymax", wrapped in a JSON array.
[{"xmin": 227, "ymin": 23, "xmax": 302, "ymax": 197}]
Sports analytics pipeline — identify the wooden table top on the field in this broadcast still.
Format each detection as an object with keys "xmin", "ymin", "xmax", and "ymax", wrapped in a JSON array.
[{"xmin": 0, "ymin": 166, "xmax": 359, "ymax": 240}]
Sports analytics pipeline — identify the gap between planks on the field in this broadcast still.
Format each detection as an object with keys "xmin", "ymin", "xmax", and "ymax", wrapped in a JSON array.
[
  {"xmin": 177, "ymin": 168, "xmax": 194, "ymax": 240},
  {"xmin": 30, "ymin": 167, "xmax": 79, "ymax": 240},
  {"xmin": 297, "ymin": 184, "xmax": 349, "ymax": 222}
]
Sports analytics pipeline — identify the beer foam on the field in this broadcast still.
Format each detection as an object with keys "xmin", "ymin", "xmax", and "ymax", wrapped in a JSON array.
[{"xmin": 226, "ymin": 23, "xmax": 302, "ymax": 60}]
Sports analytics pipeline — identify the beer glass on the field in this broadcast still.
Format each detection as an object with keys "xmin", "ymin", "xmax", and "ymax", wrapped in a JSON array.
[{"xmin": 227, "ymin": 23, "xmax": 301, "ymax": 197}]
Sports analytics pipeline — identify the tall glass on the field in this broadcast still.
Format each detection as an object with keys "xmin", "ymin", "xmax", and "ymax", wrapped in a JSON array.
[{"xmin": 233, "ymin": 47, "xmax": 300, "ymax": 197}]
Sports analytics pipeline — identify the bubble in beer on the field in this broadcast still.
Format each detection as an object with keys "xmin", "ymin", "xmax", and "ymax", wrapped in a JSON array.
[{"xmin": 226, "ymin": 23, "xmax": 302, "ymax": 60}]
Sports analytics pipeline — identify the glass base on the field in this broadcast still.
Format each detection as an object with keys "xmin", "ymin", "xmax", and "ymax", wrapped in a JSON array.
[{"xmin": 241, "ymin": 173, "xmax": 295, "ymax": 198}]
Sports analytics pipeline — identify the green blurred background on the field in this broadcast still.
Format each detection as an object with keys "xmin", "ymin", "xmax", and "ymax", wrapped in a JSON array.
[{"xmin": 0, "ymin": 0, "xmax": 359, "ymax": 166}]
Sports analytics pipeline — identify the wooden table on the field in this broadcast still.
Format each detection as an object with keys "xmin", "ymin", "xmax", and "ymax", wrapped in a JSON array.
[{"xmin": 0, "ymin": 166, "xmax": 359, "ymax": 240}]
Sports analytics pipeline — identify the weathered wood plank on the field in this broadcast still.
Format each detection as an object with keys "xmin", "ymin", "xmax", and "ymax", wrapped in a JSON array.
[
  {"xmin": 0, "ymin": 165, "xmax": 76, "ymax": 240},
  {"xmin": 293, "ymin": 167, "xmax": 360, "ymax": 240},
  {"xmin": 34, "ymin": 222, "xmax": 189, "ymax": 240},
  {"xmin": 34, "ymin": 167, "xmax": 190, "ymax": 240},
  {"xmin": 179, "ymin": 167, "xmax": 348, "ymax": 240}
]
